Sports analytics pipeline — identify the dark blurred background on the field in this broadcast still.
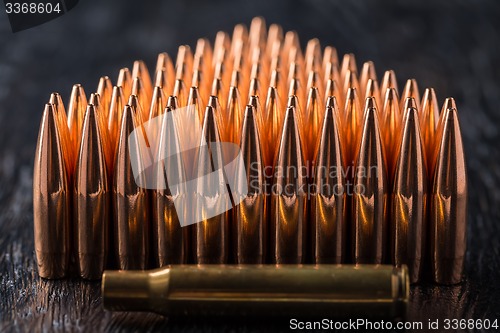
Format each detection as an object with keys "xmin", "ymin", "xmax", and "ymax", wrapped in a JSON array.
[{"xmin": 1, "ymin": 0, "xmax": 500, "ymax": 331}]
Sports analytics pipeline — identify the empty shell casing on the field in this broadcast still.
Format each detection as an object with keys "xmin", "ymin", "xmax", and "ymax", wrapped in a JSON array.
[
  {"xmin": 311, "ymin": 105, "xmax": 346, "ymax": 264},
  {"xmin": 232, "ymin": 105, "xmax": 267, "ymax": 264},
  {"xmin": 431, "ymin": 106, "xmax": 467, "ymax": 285},
  {"xmin": 33, "ymin": 104, "xmax": 71, "ymax": 279},
  {"xmin": 270, "ymin": 106, "xmax": 308, "ymax": 264},
  {"xmin": 74, "ymin": 105, "xmax": 110, "ymax": 279},
  {"xmin": 103, "ymin": 265, "xmax": 409, "ymax": 319},
  {"xmin": 112, "ymin": 106, "xmax": 149, "ymax": 270}
]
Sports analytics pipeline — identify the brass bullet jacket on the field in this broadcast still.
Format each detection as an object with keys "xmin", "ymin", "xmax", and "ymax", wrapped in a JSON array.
[
  {"xmin": 353, "ymin": 107, "xmax": 388, "ymax": 264},
  {"xmin": 431, "ymin": 107, "xmax": 467, "ymax": 285},
  {"xmin": 153, "ymin": 107, "xmax": 189, "ymax": 266},
  {"xmin": 392, "ymin": 107, "xmax": 427, "ymax": 283},
  {"xmin": 74, "ymin": 105, "xmax": 110, "ymax": 279},
  {"xmin": 233, "ymin": 105, "xmax": 267, "ymax": 264},
  {"xmin": 112, "ymin": 106, "xmax": 149, "ymax": 270},
  {"xmin": 193, "ymin": 106, "xmax": 230, "ymax": 264},
  {"xmin": 311, "ymin": 105, "xmax": 347, "ymax": 264},
  {"xmin": 271, "ymin": 106, "xmax": 307, "ymax": 264},
  {"xmin": 33, "ymin": 104, "xmax": 71, "ymax": 279},
  {"xmin": 102, "ymin": 265, "xmax": 409, "ymax": 319}
]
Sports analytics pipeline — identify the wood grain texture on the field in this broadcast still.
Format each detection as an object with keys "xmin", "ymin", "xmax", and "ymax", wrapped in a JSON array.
[{"xmin": 1, "ymin": 0, "xmax": 500, "ymax": 331}]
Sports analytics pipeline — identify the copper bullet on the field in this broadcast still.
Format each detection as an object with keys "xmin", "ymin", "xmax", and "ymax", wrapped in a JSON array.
[
  {"xmin": 263, "ymin": 86, "xmax": 283, "ymax": 167},
  {"xmin": 147, "ymin": 86, "xmax": 167, "ymax": 149},
  {"xmin": 420, "ymin": 88, "xmax": 440, "ymax": 171},
  {"xmin": 175, "ymin": 45, "xmax": 193, "ymax": 84},
  {"xmin": 322, "ymin": 46, "xmax": 339, "ymax": 75},
  {"xmin": 132, "ymin": 60, "xmax": 153, "ymax": 102},
  {"xmin": 232, "ymin": 105, "xmax": 267, "ymax": 264},
  {"xmin": 305, "ymin": 38, "xmax": 321, "ymax": 74},
  {"xmin": 343, "ymin": 70, "xmax": 361, "ymax": 97},
  {"xmin": 305, "ymin": 86, "xmax": 323, "ymax": 161},
  {"xmin": 340, "ymin": 53, "xmax": 357, "ymax": 80},
  {"xmin": 195, "ymin": 38, "xmax": 213, "ymax": 76},
  {"xmin": 117, "ymin": 67, "xmax": 132, "ymax": 97},
  {"xmin": 306, "ymin": 70, "xmax": 323, "ymax": 100},
  {"xmin": 107, "ymin": 86, "xmax": 125, "ymax": 150},
  {"xmin": 381, "ymin": 88, "xmax": 402, "ymax": 177},
  {"xmin": 364, "ymin": 78, "xmax": 381, "ymax": 111},
  {"xmin": 353, "ymin": 106, "xmax": 388, "ymax": 264},
  {"xmin": 359, "ymin": 61, "xmax": 377, "ymax": 94},
  {"xmin": 193, "ymin": 105, "xmax": 230, "ymax": 264},
  {"xmin": 154, "ymin": 69, "xmax": 172, "ymax": 98},
  {"xmin": 155, "ymin": 52, "xmax": 175, "ymax": 84},
  {"xmin": 112, "ymin": 106, "xmax": 149, "ymax": 270},
  {"xmin": 67, "ymin": 84, "xmax": 88, "ymax": 157},
  {"xmin": 88, "ymin": 93, "xmax": 114, "ymax": 175},
  {"xmin": 173, "ymin": 77, "xmax": 189, "ymax": 107},
  {"xmin": 97, "ymin": 76, "xmax": 113, "ymax": 121},
  {"xmin": 381, "ymin": 70, "xmax": 399, "ymax": 98},
  {"xmin": 74, "ymin": 105, "xmax": 110, "ymax": 279},
  {"xmin": 33, "ymin": 104, "xmax": 71, "ymax": 279},
  {"xmin": 131, "ymin": 77, "xmax": 150, "ymax": 120},
  {"xmin": 343, "ymin": 88, "xmax": 362, "ymax": 167},
  {"xmin": 430, "ymin": 106, "xmax": 467, "ymax": 284},
  {"xmin": 311, "ymin": 105, "xmax": 346, "ymax": 264},
  {"xmin": 401, "ymin": 79, "xmax": 420, "ymax": 110},
  {"xmin": 187, "ymin": 86, "xmax": 205, "ymax": 127},
  {"xmin": 210, "ymin": 74, "xmax": 226, "ymax": 111},
  {"xmin": 48, "ymin": 93, "xmax": 73, "ymax": 175},
  {"xmin": 392, "ymin": 106, "xmax": 427, "ymax": 283},
  {"xmin": 270, "ymin": 106, "xmax": 307, "ymax": 264},
  {"xmin": 226, "ymin": 85, "xmax": 244, "ymax": 144},
  {"xmin": 324, "ymin": 78, "xmax": 343, "ymax": 111},
  {"xmin": 153, "ymin": 106, "xmax": 189, "ymax": 266}
]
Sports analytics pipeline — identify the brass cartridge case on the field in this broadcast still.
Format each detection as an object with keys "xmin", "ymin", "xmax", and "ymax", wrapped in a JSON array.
[{"xmin": 103, "ymin": 265, "xmax": 409, "ymax": 318}]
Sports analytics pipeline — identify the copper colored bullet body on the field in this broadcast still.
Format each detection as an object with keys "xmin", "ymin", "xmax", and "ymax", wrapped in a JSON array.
[
  {"xmin": 311, "ymin": 105, "xmax": 346, "ymax": 264},
  {"xmin": 67, "ymin": 84, "xmax": 88, "ymax": 156},
  {"xmin": 270, "ymin": 106, "xmax": 307, "ymax": 264},
  {"xmin": 193, "ymin": 106, "xmax": 230, "ymax": 264},
  {"xmin": 33, "ymin": 104, "xmax": 71, "ymax": 279},
  {"xmin": 153, "ymin": 107, "xmax": 189, "ymax": 266},
  {"xmin": 431, "ymin": 107, "xmax": 467, "ymax": 284},
  {"xmin": 353, "ymin": 107, "xmax": 388, "ymax": 264},
  {"xmin": 392, "ymin": 107, "xmax": 427, "ymax": 283},
  {"xmin": 74, "ymin": 105, "xmax": 110, "ymax": 279},
  {"xmin": 233, "ymin": 105, "xmax": 266, "ymax": 264},
  {"xmin": 112, "ymin": 106, "xmax": 149, "ymax": 270},
  {"xmin": 420, "ymin": 88, "xmax": 440, "ymax": 174}
]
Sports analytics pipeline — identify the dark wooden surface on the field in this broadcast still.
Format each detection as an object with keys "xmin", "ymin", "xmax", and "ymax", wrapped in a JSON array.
[{"xmin": 1, "ymin": 0, "xmax": 500, "ymax": 331}]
